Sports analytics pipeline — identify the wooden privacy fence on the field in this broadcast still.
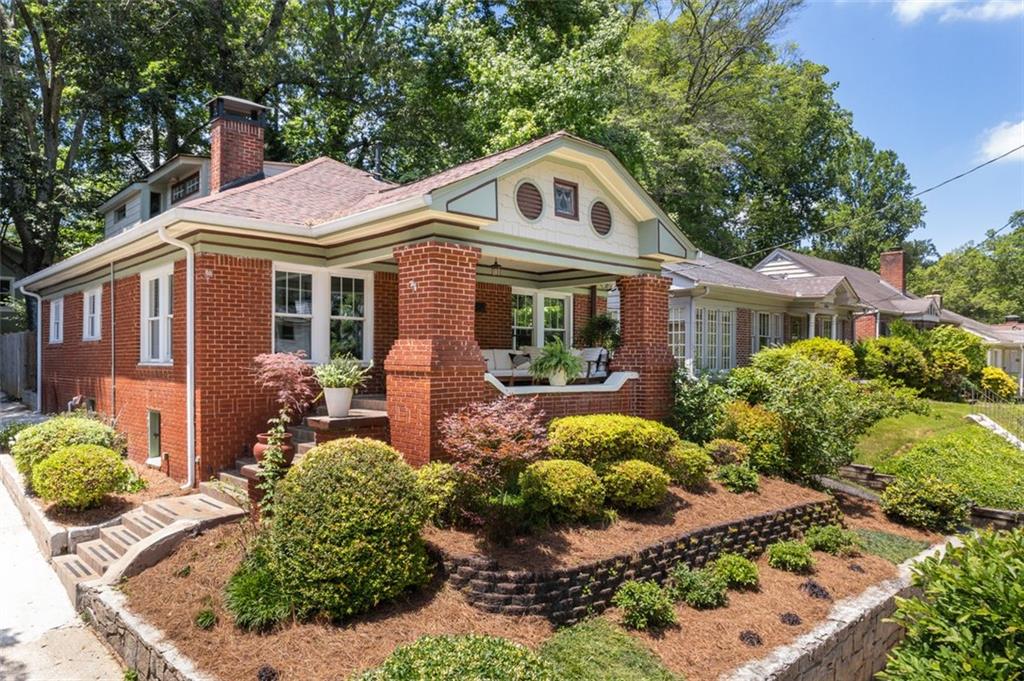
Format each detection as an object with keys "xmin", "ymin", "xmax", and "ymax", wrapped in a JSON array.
[{"xmin": 0, "ymin": 332, "xmax": 35, "ymax": 399}]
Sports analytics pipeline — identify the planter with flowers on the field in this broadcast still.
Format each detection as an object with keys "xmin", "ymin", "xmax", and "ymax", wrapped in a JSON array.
[{"xmin": 314, "ymin": 355, "xmax": 373, "ymax": 418}]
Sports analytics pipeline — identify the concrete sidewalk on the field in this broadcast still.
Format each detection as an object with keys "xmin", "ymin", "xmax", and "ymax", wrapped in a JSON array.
[{"xmin": 0, "ymin": 473, "xmax": 123, "ymax": 680}]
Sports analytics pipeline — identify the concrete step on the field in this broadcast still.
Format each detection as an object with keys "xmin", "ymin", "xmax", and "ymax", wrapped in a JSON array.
[
  {"xmin": 236, "ymin": 456, "xmax": 257, "ymax": 468},
  {"xmin": 143, "ymin": 494, "xmax": 243, "ymax": 526},
  {"xmin": 352, "ymin": 395, "xmax": 387, "ymax": 411},
  {"xmin": 287, "ymin": 424, "xmax": 316, "ymax": 444},
  {"xmin": 122, "ymin": 509, "xmax": 168, "ymax": 538},
  {"xmin": 199, "ymin": 480, "xmax": 248, "ymax": 509},
  {"xmin": 53, "ymin": 554, "xmax": 99, "ymax": 601},
  {"xmin": 217, "ymin": 468, "xmax": 247, "ymax": 489},
  {"xmin": 77, "ymin": 539, "xmax": 120, "ymax": 574},
  {"xmin": 298, "ymin": 441, "xmax": 315, "ymax": 455},
  {"xmin": 99, "ymin": 525, "xmax": 141, "ymax": 557}
]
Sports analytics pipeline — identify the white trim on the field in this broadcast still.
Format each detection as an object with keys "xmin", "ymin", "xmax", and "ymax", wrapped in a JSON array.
[
  {"xmin": 485, "ymin": 371, "xmax": 639, "ymax": 395},
  {"xmin": 139, "ymin": 263, "xmax": 174, "ymax": 365},
  {"xmin": 511, "ymin": 287, "xmax": 573, "ymax": 348},
  {"xmin": 271, "ymin": 263, "xmax": 374, "ymax": 364},
  {"xmin": 48, "ymin": 297, "xmax": 64, "ymax": 343},
  {"xmin": 82, "ymin": 286, "xmax": 103, "ymax": 341}
]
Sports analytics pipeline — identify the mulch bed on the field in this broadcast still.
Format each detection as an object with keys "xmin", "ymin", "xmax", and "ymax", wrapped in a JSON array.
[
  {"xmin": 42, "ymin": 459, "xmax": 186, "ymax": 525},
  {"xmin": 833, "ymin": 491, "xmax": 940, "ymax": 544},
  {"xmin": 121, "ymin": 523, "xmax": 554, "ymax": 681},
  {"xmin": 424, "ymin": 478, "xmax": 829, "ymax": 571},
  {"xmin": 620, "ymin": 550, "xmax": 900, "ymax": 681}
]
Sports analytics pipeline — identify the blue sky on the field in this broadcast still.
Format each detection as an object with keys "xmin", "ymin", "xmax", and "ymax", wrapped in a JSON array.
[{"xmin": 778, "ymin": 0, "xmax": 1024, "ymax": 255}]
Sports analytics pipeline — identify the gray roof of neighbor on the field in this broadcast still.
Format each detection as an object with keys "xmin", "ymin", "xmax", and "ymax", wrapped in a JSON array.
[
  {"xmin": 666, "ymin": 255, "xmax": 849, "ymax": 299},
  {"xmin": 760, "ymin": 249, "xmax": 912, "ymax": 312}
]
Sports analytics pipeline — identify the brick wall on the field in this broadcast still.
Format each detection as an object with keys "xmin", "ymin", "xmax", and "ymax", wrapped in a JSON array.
[
  {"xmin": 369, "ymin": 271, "xmax": 398, "ymax": 394},
  {"xmin": 210, "ymin": 118, "xmax": 264, "ymax": 193},
  {"xmin": 854, "ymin": 313, "xmax": 877, "ymax": 342},
  {"xmin": 193, "ymin": 254, "xmax": 275, "ymax": 479},
  {"xmin": 736, "ymin": 308, "xmax": 753, "ymax": 367},
  {"xmin": 610, "ymin": 275, "xmax": 674, "ymax": 421},
  {"xmin": 475, "ymin": 282, "xmax": 512, "ymax": 349},
  {"xmin": 572, "ymin": 291, "xmax": 607, "ymax": 347}
]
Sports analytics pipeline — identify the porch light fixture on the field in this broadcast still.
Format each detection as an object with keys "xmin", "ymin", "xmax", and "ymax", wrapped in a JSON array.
[{"xmin": 490, "ymin": 259, "xmax": 503, "ymax": 278}]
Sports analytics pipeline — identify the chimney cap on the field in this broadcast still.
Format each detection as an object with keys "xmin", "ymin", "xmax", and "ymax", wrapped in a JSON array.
[{"xmin": 207, "ymin": 95, "xmax": 266, "ymax": 124}]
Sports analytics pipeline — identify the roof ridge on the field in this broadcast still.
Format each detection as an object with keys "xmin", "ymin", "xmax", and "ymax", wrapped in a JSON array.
[{"xmin": 184, "ymin": 157, "xmax": 337, "ymax": 207}]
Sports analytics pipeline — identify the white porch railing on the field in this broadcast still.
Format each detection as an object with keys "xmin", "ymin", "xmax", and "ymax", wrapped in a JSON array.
[{"xmin": 483, "ymin": 371, "xmax": 639, "ymax": 396}]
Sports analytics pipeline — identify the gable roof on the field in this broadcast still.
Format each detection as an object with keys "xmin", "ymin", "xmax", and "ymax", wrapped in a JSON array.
[{"xmin": 666, "ymin": 254, "xmax": 855, "ymax": 301}]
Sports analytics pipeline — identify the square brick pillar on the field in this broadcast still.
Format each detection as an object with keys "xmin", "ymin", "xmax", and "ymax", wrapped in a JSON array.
[
  {"xmin": 610, "ymin": 274, "xmax": 675, "ymax": 421},
  {"xmin": 385, "ymin": 241, "xmax": 488, "ymax": 466}
]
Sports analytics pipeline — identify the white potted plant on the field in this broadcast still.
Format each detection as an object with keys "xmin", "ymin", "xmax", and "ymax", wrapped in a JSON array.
[
  {"xmin": 314, "ymin": 355, "xmax": 373, "ymax": 417},
  {"xmin": 529, "ymin": 338, "xmax": 584, "ymax": 386}
]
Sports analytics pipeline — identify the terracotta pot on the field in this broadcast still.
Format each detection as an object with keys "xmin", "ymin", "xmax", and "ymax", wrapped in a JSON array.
[{"xmin": 253, "ymin": 432, "xmax": 295, "ymax": 465}]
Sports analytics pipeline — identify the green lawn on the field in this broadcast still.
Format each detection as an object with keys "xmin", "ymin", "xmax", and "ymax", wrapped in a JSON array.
[
  {"xmin": 540, "ymin": 618, "xmax": 679, "ymax": 681},
  {"xmin": 854, "ymin": 400, "xmax": 975, "ymax": 468}
]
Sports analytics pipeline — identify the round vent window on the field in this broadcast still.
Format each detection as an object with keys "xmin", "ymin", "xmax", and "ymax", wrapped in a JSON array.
[
  {"xmin": 591, "ymin": 200, "xmax": 612, "ymax": 236},
  {"xmin": 516, "ymin": 182, "xmax": 543, "ymax": 220}
]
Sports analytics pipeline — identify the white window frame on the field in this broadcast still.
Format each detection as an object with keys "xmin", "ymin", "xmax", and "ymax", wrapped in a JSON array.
[
  {"xmin": 669, "ymin": 305, "xmax": 686, "ymax": 364},
  {"xmin": 693, "ymin": 304, "xmax": 735, "ymax": 374},
  {"xmin": 271, "ymin": 264, "xmax": 374, "ymax": 364},
  {"xmin": 82, "ymin": 286, "xmax": 103, "ymax": 341},
  {"xmin": 511, "ymin": 288, "xmax": 573, "ymax": 349},
  {"xmin": 754, "ymin": 311, "xmax": 783, "ymax": 353},
  {"xmin": 48, "ymin": 297, "xmax": 64, "ymax": 344},
  {"xmin": 140, "ymin": 264, "xmax": 174, "ymax": 365}
]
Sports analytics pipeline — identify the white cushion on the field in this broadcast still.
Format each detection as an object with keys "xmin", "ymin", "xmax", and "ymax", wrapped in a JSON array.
[{"xmin": 480, "ymin": 349, "xmax": 496, "ymax": 371}]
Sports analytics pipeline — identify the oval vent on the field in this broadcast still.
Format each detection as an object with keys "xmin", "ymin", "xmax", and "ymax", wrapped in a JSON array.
[
  {"xmin": 516, "ymin": 182, "xmax": 543, "ymax": 220},
  {"xmin": 591, "ymin": 200, "xmax": 612, "ymax": 236}
]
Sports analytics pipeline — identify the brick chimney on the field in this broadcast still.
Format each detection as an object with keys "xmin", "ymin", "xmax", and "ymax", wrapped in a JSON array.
[
  {"xmin": 207, "ymin": 95, "xmax": 266, "ymax": 193},
  {"xmin": 879, "ymin": 250, "xmax": 905, "ymax": 293}
]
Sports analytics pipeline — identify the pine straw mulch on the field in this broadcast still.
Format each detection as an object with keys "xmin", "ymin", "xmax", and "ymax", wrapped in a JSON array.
[
  {"xmin": 833, "ymin": 491, "xmax": 941, "ymax": 544},
  {"xmin": 42, "ymin": 459, "xmax": 186, "ymax": 526},
  {"xmin": 120, "ymin": 523, "xmax": 554, "ymax": 681},
  {"xmin": 618, "ymin": 549, "xmax": 901, "ymax": 681},
  {"xmin": 424, "ymin": 478, "xmax": 830, "ymax": 571}
]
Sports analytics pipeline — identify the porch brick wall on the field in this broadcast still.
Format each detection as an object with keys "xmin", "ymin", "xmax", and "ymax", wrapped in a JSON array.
[
  {"xmin": 572, "ymin": 292, "xmax": 607, "ymax": 347},
  {"xmin": 193, "ymin": 254, "xmax": 275, "ymax": 479},
  {"xmin": 385, "ymin": 241, "xmax": 488, "ymax": 466},
  {"xmin": 609, "ymin": 275, "xmax": 674, "ymax": 421},
  {"xmin": 40, "ymin": 263, "xmax": 189, "ymax": 480},
  {"xmin": 368, "ymin": 271, "xmax": 398, "ymax": 394},
  {"xmin": 736, "ymin": 308, "xmax": 753, "ymax": 367},
  {"xmin": 475, "ymin": 283, "xmax": 512, "ymax": 349},
  {"xmin": 854, "ymin": 314, "xmax": 877, "ymax": 342}
]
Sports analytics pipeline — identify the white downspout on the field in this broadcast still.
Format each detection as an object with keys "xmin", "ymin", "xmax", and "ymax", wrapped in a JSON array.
[
  {"xmin": 156, "ymin": 225, "xmax": 196, "ymax": 490},
  {"xmin": 19, "ymin": 287, "xmax": 43, "ymax": 413},
  {"xmin": 1019, "ymin": 345, "xmax": 1023, "ymax": 398}
]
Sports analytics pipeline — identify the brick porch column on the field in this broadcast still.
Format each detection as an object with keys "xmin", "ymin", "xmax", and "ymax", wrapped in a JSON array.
[
  {"xmin": 610, "ymin": 274, "xmax": 675, "ymax": 421},
  {"xmin": 385, "ymin": 241, "xmax": 487, "ymax": 466}
]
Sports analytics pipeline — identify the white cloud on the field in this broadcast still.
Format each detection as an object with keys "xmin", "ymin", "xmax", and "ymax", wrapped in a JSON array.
[
  {"xmin": 893, "ymin": 0, "xmax": 1024, "ymax": 23},
  {"xmin": 979, "ymin": 120, "xmax": 1024, "ymax": 162}
]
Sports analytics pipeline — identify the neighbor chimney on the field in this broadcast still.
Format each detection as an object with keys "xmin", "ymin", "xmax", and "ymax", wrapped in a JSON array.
[
  {"xmin": 879, "ymin": 250, "xmax": 906, "ymax": 293},
  {"xmin": 208, "ymin": 95, "xmax": 266, "ymax": 193}
]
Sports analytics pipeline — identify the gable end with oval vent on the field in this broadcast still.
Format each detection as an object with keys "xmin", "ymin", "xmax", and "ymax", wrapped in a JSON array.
[
  {"xmin": 516, "ymin": 182, "xmax": 544, "ymax": 220},
  {"xmin": 590, "ymin": 201, "xmax": 612, "ymax": 236}
]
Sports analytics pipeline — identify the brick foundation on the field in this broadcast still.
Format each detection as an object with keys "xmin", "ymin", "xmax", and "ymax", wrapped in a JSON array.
[
  {"xmin": 736, "ymin": 308, "xmax": 753, "ymax": 367},
  {"xmin": 610, "ymin": 275, "xmax": 674, "ymax": 421}
]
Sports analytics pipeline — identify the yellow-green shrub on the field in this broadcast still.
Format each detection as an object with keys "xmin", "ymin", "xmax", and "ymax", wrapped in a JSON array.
[
  {"xmin": 787, "ymin": 338, "xmax": 857, "ymax": 376},
  {"xmin": 12, "ymin": 414, "xmax": 122, "ymax": 479},
  {"xmin": 547, "ymin": 414, "xmax": 680, "ymax": 472},
  {"xmin": 663, "ymin": 442, "xmax": 713, "ymax": 490},
  {"xmin": 415, "ymin": 462, "xmax": 462, "ymax": 528},
  {"xmin": 703, "ymin": 438, "xmax": 750, "ymax": 465},
  {"xmin": 980, "ymin": 366, "xmax": 1016, "ymax": 400},
  {"xmin": 716, "ymin": 401, "xmax": 786, "ymax": 474},
  {"xmin": 31, "ymin": 445, "xmax": 134, "ymax": 510},
  {"xmin": 519, "ymin": 459, "xmax": 604, "ymax": 523},
  {"xmin": 601, "ymin": 460, "xmax": 670, "ymax": 510}
]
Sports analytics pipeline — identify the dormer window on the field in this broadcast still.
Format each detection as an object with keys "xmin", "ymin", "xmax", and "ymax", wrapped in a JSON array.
[
  {"xmin": 171, "ymin": 173, "xmax": 200, "ymax": 204},
  {"xmin": 114, "ymin": 203, "xmax": 127, "ymax": 222},
  {"xmin": 553, "ymin": 179, "xmax": 578, "ymax": 220}
]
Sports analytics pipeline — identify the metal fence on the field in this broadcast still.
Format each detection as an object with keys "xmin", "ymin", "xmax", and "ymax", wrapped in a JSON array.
[
  {"xmin": 963, "ymin": 383, "xmax": 1024, "ymax": 443},
  {"xmin": 0, "ymin": 331, "xmax": 34, "ymax": 400}
]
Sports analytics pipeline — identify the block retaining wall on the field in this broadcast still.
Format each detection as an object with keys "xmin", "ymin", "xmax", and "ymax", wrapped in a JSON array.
[{"xmin": 433, "ymin": 499, "xmax": 841, "ymax": 625}]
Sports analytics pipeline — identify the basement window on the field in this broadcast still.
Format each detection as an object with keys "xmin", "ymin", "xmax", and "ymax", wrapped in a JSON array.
[{"xmin": 171, "ymin": 173, "xmax": 200, "ymax": 204}]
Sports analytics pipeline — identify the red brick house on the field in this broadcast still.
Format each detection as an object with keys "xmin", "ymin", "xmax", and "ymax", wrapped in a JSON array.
[{"xmin": 15, "ymin": 96, "xmax": 693, "ymax": 485}]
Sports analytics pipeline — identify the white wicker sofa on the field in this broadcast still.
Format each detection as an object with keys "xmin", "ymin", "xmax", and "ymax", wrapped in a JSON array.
[{"xmin": 481, "ymin": 347, "xmax": 609, "ymax": 384}]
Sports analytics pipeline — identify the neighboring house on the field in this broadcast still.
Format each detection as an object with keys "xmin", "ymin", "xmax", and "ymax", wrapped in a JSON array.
[
  {"xmin": 15, "ymin": 95, "xmax": 691, "ymax": 484},
  {"xmin": 1, "ymin": 241, "xmax": 27, "ymax": 333}
]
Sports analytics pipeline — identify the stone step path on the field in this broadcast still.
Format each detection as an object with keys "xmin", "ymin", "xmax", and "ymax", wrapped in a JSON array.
[{"xmin": 51, "ymin": 493, "xmax": 243, "ymax": 600}]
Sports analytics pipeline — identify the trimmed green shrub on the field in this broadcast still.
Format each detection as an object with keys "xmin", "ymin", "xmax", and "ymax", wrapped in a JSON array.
[
  {"xmin": 716, "ymin": 401, "xmax": 787, "ymax": 474},
  {"xmin": 711, "ymin": 553, "xmax": 759, "ymax": 590},
  {"xmin": 880, "ymin": 476, "xmax": 971, "ymax": 533},
  {"xmin": 767, "ymin": 541, "xmax": 814, "ymax": 573},
  {"xmin": 662, "ymin": 442, "xmax": 713, "ymax": 490},
  {"xmin": 415, "ymin": 462, "xmax": 461, "ymax": 528},
  {"xmin": 787, "ymin": 337, "xmax": 857, "ymax": 376},
  {"xmin": 360, "ymin": 635, "xmax": 554, "ymax": 680},
  {"xmin": 601, "ymin": 460, "xmax": 670, "ymax": 510},
  {"xmin": 855, "ymin": 337, "xmax": 927, "ymax": 388},
  {"xmin": 725, "ymin": 366, "xmax": 774, "ymax": 405},
  {"xmin": 612, "ymin": 580, "xmax": 677, "ymax": 630},
  {"xmin": 519, "ymin": 460, "xmax": 604, "ymax": 523},
  {"xmin": 539, "ymin": 618, "xmax": 676, "ymax": 681},
  {"xmin": 224, "ymin": 547, "xmax": 292, "ymax": 631},
  {"xmin": 927, "ymin": 325, "xmax": 986, "ymax": 379},
  {"xmin": 879, "ymin": 529, "xmax": 1024, "ymax": 681},
  {"xmin": 668, "ymin": 564, "xmax": 728, "ymax": 609},
  {"xmin": 670, "ymin": 372, "xmax": 727, "ymax": 444},
  {"xmin": 481, "ymin": 492, "xmax": 533, "ymax": 540},
  {"xmin": 547, "ymin": 414, "xmax": 680, "ymax": 472},
  {"xmin": 877, "ymin": 429, "xmax": 1024, "ymax": 510},
  {"xmin": 0, "ymin": 420, "xmax": 33, "ymax": 452},
  {"xmin": 703, "ymin": 438, "xmax": 750, "ymax": 466},
  {"xmin": 266, "ymin": 437, "xmax": 430, "ymax": 623},
  {"xmin": 804, "ymin": 524, "xmax": 858, "ymax": 556},
  {"xmin": 981, "ymin": 366, "xmax": 1017, "ymax": 400},
  {"xmin": 31, "ymin": 445, "xmax": 134, "ymax": 510},
  {"xmin": 715, "ymin": 464, "xmax": 760, "ymax": 493},
  {"xmin": 12, "ymin": 414, "xmax": 122, "ymax": 479}
]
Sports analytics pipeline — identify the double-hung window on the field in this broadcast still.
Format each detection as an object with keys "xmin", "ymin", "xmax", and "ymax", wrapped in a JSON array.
[
  {"xmin": 510, "ymin": 290, "xmax": 572, "ymax": 348},
  {"xmin": 330, "ymin": 276, "xmax": 365, "ymax": 359},
  {"xmin": 543, "ymin": 297, "xmax": 567, "ymax": 344},
  {"xmin": 668, "ymin": 305, "xmax": 686, "ymax": 364},
  {"xmin": 49, "ymin": 297, "xmax": 64, "ymax": 343},
  {"xmin": 83, "ymin": 287, "xmax": 102, "ymax": 341},
  {"xmin": 512, "ymin": 293, "xmax": 534, "ymax": 349},
  {"xmin": 754, "ymin": 312, "xmax": 782, "ymax": 352},
  {"xmin": 274, "ymin": 271, "xmax": 313, "ymax": 356},
  {"xmin": 141, "ymin": 265, "xmax": 174, "ymax": 363}
]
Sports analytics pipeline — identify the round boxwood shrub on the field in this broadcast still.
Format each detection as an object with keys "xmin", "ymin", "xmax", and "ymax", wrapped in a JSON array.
[
  {"xmin": 415, "ymin": 462, "xmax": 462, "ymax": 528},
  {"xmin": 715, "ymin": 464, "xmax": 760, "ymax": 494},
  {"xmin": 612, "ymin": 580, "xmax": 677, "ymax": 630},
  {"xmin": 711, "ymin": 553, "xmax": 760, "ymax": 590},
  {"xmin": 880, "ymin": 476, "xmax": 972, "ymax": 533},
  {"xmin": 267, "ymin": 437, "xmax": 431, "ymax": 622},
  {"xmin": 663, "ymin": 442, "xmax": 713, "ymax": 490},
  {"xmin": 12, "ymin": 414, "xmax": 122, "ymax": 479},
  {"xmin": 767, "ymin": 541, "xmax": 814, "ymax": 573},
  {"xmin": 547, "ymin": 414, "xmax": 679, "ymax": 472},
  {"xmin": 359, "ymin": 635, "xmax": 553, "ymax": 680},
  {"xmin": 786, "ymin": 338, "xmax": 857, "ymax": 376},
  {"xmin": 601, "ymin": 460, "xmax": 670, "ymax": 511},
  {"xmin": 519, "ymin": 459, "xmax": 604, "ymax": 523},
  {"xmin": 703, "ymin": 438, "xmax": 750, "ymax": 466},
  {"xmin": 31, "ymin": 445, "xmax": 134, "ymax": 510}
]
